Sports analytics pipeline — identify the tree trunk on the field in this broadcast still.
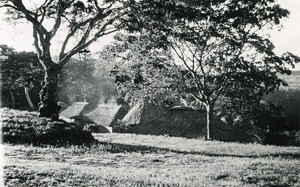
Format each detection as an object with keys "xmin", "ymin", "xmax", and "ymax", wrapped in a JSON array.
[
  {"xmin": 38, "ymin": 66, "xmax": 62, "ymax": 120},
  {"xmin": 8, "ymin": 88, "xmax": 15, "ymax": 109},
  {"xmin": 205, "ymin": 103, "xmax": 214, "ymax": 140},
  {"xmin": 24, "ymin": 86, "xmax": 35, "ymax": 110}
]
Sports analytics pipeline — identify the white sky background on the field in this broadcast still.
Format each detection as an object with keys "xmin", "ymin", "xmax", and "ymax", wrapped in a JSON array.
[{"xmin": 0, "ymin": 0, "xmax": 300, "ymax": 69}]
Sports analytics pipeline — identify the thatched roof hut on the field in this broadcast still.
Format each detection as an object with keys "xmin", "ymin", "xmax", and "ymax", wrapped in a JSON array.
[
  {"xmin": 84, "ymin": 103, "xmax": 130, "ymax": 127},
  {"xmin": 122, "ymin": 101, "xmax": 165, "ymax": 126},
  {"xmin": 59, "ymin": 102, "xmax": 89, "ymax": 123},
  {"xmin": 126, "ymin": 106, "xmax": 233, "ymax": 141},
  {"xmin": 59, "ymin": 102, "xmax": 129, "ymax": 133}
]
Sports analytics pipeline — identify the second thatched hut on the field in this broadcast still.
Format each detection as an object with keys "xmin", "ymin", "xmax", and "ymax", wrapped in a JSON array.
[
  {"xmin": 126, "ymin": 106, "xmax": 233, "ymax": 141},
  {"xmin": 121, "ymin": 101, "xmax": 165, "ymax": 126}
]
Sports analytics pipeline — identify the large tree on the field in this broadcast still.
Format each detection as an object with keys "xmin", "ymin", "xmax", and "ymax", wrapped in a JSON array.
[
  {"xmin": 0, "ymin": 0, "xmax": 133, "ymax": 119},
  {"xmin": 117, "ymin": 0, "xmax": 300, "ymax": 139}
]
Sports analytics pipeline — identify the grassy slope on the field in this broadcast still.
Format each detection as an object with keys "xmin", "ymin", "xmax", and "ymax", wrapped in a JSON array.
[{"xmin": 3, "ymin": 133, "xmax": 300, "ymax": 187}]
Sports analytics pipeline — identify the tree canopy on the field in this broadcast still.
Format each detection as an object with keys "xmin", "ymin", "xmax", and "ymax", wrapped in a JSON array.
[
  {"xmin": 98, "ymin": 32, "xmax": 177, "ymax": 105},
  {"xmin": 102, "ymin": 0, "xmax": 300, "ymax": 139}
]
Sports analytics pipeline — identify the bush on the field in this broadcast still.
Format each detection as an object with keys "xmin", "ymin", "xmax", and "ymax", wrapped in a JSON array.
[
  {"xmin": 112, "ymin": 121, "xmax": 129, "ymax": 133},
  {"xmin": 279, "ymin": 130, "xmax": 300, "ymax": 146},
  {"xmin": 1, "ymin": 108, "xmax": 95, "ymax": 146},
  {"xmin": 84, "ymin": 123, "xmax": 111, "ymax": 133},
  {"xmin": 219, "ymin": 101, "xmax": 300, "ymax": 146},
  {"xmin": 264, "ymin": 89, "xmax": 300, "ymax": 130},
  {"xmin": 296, "ymin": 131, "xmax": 300, "ymax": 145}
]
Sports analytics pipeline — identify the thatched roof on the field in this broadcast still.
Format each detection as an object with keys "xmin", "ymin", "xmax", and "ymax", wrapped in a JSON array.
[
  {"xmin": 122, "ymin": 102, "xmax": 165, "ymax": 126},
  {"xmin": 59, "ymin": 102, "xmax": 89, "ymax": 119},
  {"xmin": 126, "ymin": 106, "xmax": 233, "ymax": 141},
  {"xmin": 84, "ymin": 103, "xmax": 130, "ymax": 126}
]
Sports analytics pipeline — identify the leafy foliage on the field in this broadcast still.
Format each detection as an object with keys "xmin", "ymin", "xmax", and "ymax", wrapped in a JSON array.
[
  {"xmin": 1, "ymin": 108, "xmax": 95, "ymax": 146},
  {"xmin": 99, "ymin": 32, "xmax": 178, "ymax": 105},
  {"xmin": 220, "ymin": 100, "xmax": 300, "ymax": 146},
  {"xmin": 264, "ymin": 89, "xmax": 300, "ymax": 129},
  {"xmin": 0, "ymin": 45, "xmax": 42, "ymax": 89},
  {"xmin": 261, "ymin": 89, "xmax": 300, "ymax": 146},
  {"xmin": 0, "ymin": 45, "xmax": 43, "ymax": 109}
]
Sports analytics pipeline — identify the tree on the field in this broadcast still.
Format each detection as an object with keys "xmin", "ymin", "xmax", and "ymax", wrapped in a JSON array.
[
  {"xmin": 0, "ymin": 0, "xmax": 131, "ymax": 119},
  {"xmin": 170, "ymin": 1, "xmax": 299, "ymax": 140},
  {"xmin": 98, "ymin": 32, "xmax": 177, "ymax": 105},
  {"xmin": 119, "ymin": 0, "xmax": 300, "ymax": 139},
  {"xmin": 58, "ymin": 54, "xmax": 97, "ymax": 104},
  {"xmin": 0, "ymin": 45, "xmax": 43, "ymax": 109}
]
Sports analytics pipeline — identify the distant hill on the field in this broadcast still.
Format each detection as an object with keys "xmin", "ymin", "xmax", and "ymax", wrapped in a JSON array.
[
  {"xmin": 278, "ymin": 71, "xmax": 300, "ymax": 89},
  {"xmin": 289, "ymin": 70, "xmax": 300, "ymax": 76}
]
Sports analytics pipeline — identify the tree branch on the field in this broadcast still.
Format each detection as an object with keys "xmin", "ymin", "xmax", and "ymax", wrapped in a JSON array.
[
  {"xmin": 32, "ymin": 27, "xmax": 42, "ymax": 57},
  {"xmin": 0, "ymin": 4, "xmax": 20, "ymax": 11},
  {"xmin": 49, "ymin": 0, "xmax": 64, "ymax": 38},
  {"xmin": 59, "ymin": 18, "xmax": 93, "ymax": 60},
  {"xmin": 59, "ymin": 14, "xmax": 118, "ymax": 67},
  {"xmin": 36, "ymin": 0, "xmax": 54, "ymax": 23},
  {"xmin": 10, "ymin": 0, "xmax": 48, "ymax": 34}
]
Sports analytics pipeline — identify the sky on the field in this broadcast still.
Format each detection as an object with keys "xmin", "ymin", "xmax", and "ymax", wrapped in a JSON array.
[{"xmin": 0, "ymin": 0, "xmax": 300, "ymax": 69}]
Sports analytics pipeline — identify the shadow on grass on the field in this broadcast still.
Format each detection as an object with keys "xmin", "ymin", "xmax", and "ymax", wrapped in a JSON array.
[{"xmin": 96, "ymin": 141, "xmax": 300, "ymax": 159}]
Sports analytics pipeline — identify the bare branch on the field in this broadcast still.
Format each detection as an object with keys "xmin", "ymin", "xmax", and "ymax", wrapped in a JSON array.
[
  {"xmin": 59, "ymin": 11, "xmax": 119, "ymax": 66},
  {"xmin": 38, "ymin": 0, "xmax": 53, "ymax": 9},
  {"xmin": 170, "ymin": 36, "xmax": 209, "ymax": 98},
  {"xmin": 38, "ymin": 7, "xmax": 46, "ymax": 23},
  {"xmin": 93, "ymin": 0, "xmax": 102, "ymax": 11},
  {"xmin": 49, "ymin": 0, "xmax": 64, "ymax": 38},
  {"xmin": 59, "ymin": 18, "xmax": 93, "ymax": 60},
  {"xmin": 0, "ymin": 4, "xmax": 20, "ymax": 11},
  {"xmin": 188, "ymin": 89, "xmax": 204, "ymax": 103},
  {"xmin": 10, "ymin": 0, "xmax": 48, "ymax": 34},
  {"xmin": 32, "ymin": 27, "xmax": 42, "ymax": 57},
  {"xmin": 36, "ymin": 0, "xmax": 54, "ymax": 22},
  {"xmin": 59, "ymin": 25, "xmax": 117, "ymax": 68}
]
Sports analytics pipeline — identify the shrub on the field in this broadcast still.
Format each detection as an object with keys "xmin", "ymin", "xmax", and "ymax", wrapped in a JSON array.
[
  {"xmin": 219, "ymin": 101, "xmax": 298, "ymax": 146},
  {"xmin": 264, "ymin": 89, "xmax": 300, "ymax": 130},
  {"xmin": 1, "ymin": 108, "xmax": 95, "ymax": 146},
  {"xmin": 280, "ymin": 130, "xmax": 300, "ymax": 146},
  {"xmin": 84, "ymin": 123, "xmax": 111, "ymax": 133},
  {"xmin": 296, "ymin": 131, "xmax": 300, "ymax": 145},
  {"xmin": 112, "ymin": 121, "xmax": 128, "ymax": 133},
  {"xmin": 262, "ymin": 90, "xmax": 300, "ymax": 146}
]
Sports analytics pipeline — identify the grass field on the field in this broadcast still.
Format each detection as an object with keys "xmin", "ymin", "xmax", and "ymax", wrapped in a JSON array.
[{"xmin": 3, "ymin": 133, "xmax": 300, "ymax": 186}]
